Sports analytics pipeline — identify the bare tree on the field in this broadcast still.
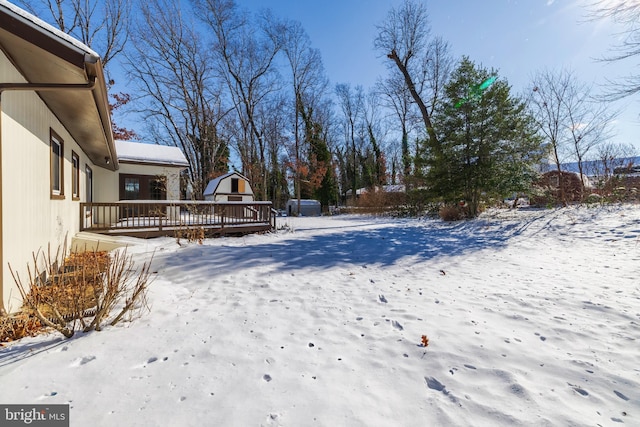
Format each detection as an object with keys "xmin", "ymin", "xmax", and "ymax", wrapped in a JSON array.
[
  {"xmin": 530, "ymin": 68, "xmax": 617, "ymax": 202},
  {"xmin": 335, "ymin": 83, "xmax": 365, "ymax": 202},
  {"xmin": 280, "ymin": 19, "xmax": 329, "ymax": 212},
  {"xmin": 565, "ymin": 88, "xmax": 618, "ymax": 192},
  {"xmin": 126, "ymin": 0, "xmax": 230, "ymax": 199},
  {"xmin": 589, "ymin": 1, "xmax": 640, "ymax": 99},
  {"xmin": 362, "ymin": 90, "xmax": 388, "ymax": 187},
  {"xmin": 590, "ymin": 142, "xmax": 637, "ymax": 189},
  {"xmin": 194, "ymin": 0, "xmax": 283, "ymax": 200},
  {"xmin": 255, "ymin": 94, "xmax": 289, "ymax": 208},
  {"xmin": 376, "ymin": 73, "xmax": 416, "ymax": 184},
  {"xmin": 17, "ymin": 0, "xmax": 130, "ymax": 68},
  {"xmin": 374, "ymin": 1, "xmax": 452, "ymax": 157}
]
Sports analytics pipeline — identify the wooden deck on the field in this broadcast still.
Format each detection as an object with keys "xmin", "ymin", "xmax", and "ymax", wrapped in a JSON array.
[{"xmin": 80, "ymin": 201, "xmax": 276, "ymax": 238}]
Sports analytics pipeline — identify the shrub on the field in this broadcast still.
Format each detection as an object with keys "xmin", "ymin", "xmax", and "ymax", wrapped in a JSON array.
[
  {"xmin": 175, "ymin": 224, "xmax": 205, "ymax": 245},
  {"xmin": 355, "ymin": 189, "xmax": 408, "ymax": 215},
  {"xmin": 0, "ymin": 314, "xmax": 41, "ymax": 343},
  {"xmin": 439, "ymin": 204, "xmax": 464, "ymax": 221},
  {"xmin": 9, "ymin": 242, "xmax": 154, "ymax": 338}
]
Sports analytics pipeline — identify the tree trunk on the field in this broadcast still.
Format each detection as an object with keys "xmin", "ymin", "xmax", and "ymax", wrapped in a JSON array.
[{"xmin": 388, "ymin": 49, "xmax": 440, "ymax": 154}]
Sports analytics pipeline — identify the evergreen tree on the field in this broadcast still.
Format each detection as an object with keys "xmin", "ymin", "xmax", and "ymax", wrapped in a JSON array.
[{"xmin": 431, "ymin": 57, "xmax": 543, "ymax": 217}]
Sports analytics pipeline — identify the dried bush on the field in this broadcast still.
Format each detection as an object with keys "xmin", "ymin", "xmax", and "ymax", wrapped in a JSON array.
[
  {"xmin": 9, "ymin": 242, "xmax": 154, "ymax": 339},
  {"xmin": 531, "ymin": 171, "xmax": 585, "ymax": 206},
  {"xmin": 175, "ymin": 224, "xmax": 205, "ymax": 245},
  {"xmin": 0, "ymin": 314, "xmax": 41, "ymax": 343},
  {"xmin": 439, "ymin": 204, "xmax": 464, "ymax": 221},
  {"xmin": 356, "ymin": 190, "xmax": 407, "ymax": 214},
  {"xmin": 174, "ymin": 203, "xmax": 206, "ymax": 245}
]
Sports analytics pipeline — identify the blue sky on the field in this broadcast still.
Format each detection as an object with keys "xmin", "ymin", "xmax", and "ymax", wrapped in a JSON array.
[{"xmin": 238, "ymin": 0, "xmax": 639, "ymax": 151}]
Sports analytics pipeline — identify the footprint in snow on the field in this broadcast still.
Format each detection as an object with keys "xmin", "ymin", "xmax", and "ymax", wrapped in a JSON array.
[
  {"xmin": 425, "ymin": 376, "xmax": 446, "ymax": 392},
  {"xmin": 70, "ymin": 355, "xmax": 96, "ymax": 367},
  {"xmin": 424, "ymin": 377, "xmax": 457, "ymax": 403},
  {"xmin": 568, "ymin": 383, "xmax": 589, "ymax": 396},
  {"xmin": 391, "ymin": 320, "xmax": 403, "ymax": 331},
  {"xmin": 614, "ymin": 390, "xmax": 629, "ymax": 401}
]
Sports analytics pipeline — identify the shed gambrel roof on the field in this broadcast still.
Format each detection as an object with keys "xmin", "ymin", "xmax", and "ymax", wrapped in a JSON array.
[{"xmin": 203, "ymin": 172, "xmax": 251, "ymax": 196}]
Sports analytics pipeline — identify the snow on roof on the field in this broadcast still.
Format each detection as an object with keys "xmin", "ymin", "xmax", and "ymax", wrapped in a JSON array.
[
  {"xmin": 0, "ymin": 0, "xmax": 99, "ymax": 61},
  {"xmin": 115, "ymin": 140, "xmax": 189, "ymax": 167}
]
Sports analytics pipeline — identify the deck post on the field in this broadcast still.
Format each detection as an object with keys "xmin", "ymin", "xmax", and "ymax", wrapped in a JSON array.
[{"xmin": 79, "ymin": 203, "xmax": 85, "ymax": 231}]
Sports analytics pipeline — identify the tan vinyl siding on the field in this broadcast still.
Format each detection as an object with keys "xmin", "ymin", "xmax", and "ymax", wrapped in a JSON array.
[{"xmin": 1, "ymin": 53, "xmax": 98, "ymax": 312}]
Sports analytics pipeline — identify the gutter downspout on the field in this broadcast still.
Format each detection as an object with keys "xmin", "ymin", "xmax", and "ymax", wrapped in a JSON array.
[{"xmin": 0, "ymin": 78, "xmax": 96, "ymax": 315}]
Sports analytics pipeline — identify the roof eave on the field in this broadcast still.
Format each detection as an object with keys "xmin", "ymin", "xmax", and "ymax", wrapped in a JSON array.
[{"xmin": 0, "ymin": 1, "xmax": 117, "ymax": 170}]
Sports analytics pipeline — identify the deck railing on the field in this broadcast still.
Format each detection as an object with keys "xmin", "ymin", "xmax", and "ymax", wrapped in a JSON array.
[{"xmin": 80, "ymin": 200, "xmax": 275, "ymax": 237}]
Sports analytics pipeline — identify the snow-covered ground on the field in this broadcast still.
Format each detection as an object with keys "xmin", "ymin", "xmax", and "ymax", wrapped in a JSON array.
[{"xmin": 1, "ymin": 205, "xmax": 639, "ymax": 426}]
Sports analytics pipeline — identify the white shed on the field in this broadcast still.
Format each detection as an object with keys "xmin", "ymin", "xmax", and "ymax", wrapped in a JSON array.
[
  {"xmin": 204, "ymin": 172, "xmax": 254, "ymax": 202},
  {"xmin": 287, "ymin": 199, "xmax": 321, "ymax": 216}
]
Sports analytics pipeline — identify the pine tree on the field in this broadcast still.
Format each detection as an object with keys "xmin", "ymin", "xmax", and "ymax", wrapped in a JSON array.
[{"xmin": 430, "ymin": 57, "xmax": 543, "ymax": 217}]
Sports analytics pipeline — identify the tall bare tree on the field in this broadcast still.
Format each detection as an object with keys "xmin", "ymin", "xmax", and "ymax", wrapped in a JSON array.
[
  {"xmin": 362, "ymin": 90, "xmax": 388, "ymax": 187},
  {"xmin": 374, "ymin": 0, "xmax": 452, "ymax": 158},
  {"xmin": 376, "ymin": 73, "xmax": 416, "ymax": 184},
  {"xmin": 193, "ymin": 0, "xmax": 283, "ymax": 200},
  {"xmin": 280, "ymin": 19, "xmax": 329, "ymax": 211},
  {"xmin": 335, "ymin": 83, "xmax": 365, "ymax": 202},
  {"xmin": 126, "ymin": 0, "xmax": 230, "ymax": 199}
]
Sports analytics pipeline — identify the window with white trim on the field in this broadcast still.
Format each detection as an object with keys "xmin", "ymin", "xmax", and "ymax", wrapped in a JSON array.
[{"xmin": 50, "ymin": 130, "xmax": 64, "ymax": 199}]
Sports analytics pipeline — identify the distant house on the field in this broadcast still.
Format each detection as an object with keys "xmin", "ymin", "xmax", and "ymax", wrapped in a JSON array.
[
  {"xmin": 287, "ymin": 199, "xmax": 321, "ymax": 216},
  {"xmin": 203, "ymin": 172, "xmax": 254, "ymax": 202},
  {"xmin": 346, "ymin": 184, "xmax": 406, "ymax": 199},
  {"xmin": 531, "ymin": 170, "xmax": 589, "ymax": 205}
]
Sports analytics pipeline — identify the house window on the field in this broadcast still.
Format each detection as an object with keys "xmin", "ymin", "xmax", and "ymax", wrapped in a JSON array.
[
  {"xmin": 123, "ymin": 177, "xmax": 141, "ymax": 199},
  {"xmin": 150, "ymin": 177, "xmax": 167, "ymax": 200},
  {"xmin": 72, "ymin": 151, "xmax": 80, "ymax": 200},
  {"xmin": 119, "ymin": 174, "xmax": 166, "ymax": 200},
  {"xmin": 85, "ymin": 165, "xmax": 93, "ymax": 202},
  {"xmin": 50, "ymin": 130, "xmax": 64, "ymax": 199}
]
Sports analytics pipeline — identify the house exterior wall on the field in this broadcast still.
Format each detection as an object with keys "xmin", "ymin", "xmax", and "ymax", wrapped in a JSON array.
[
  {"xmin": 93, "ymin": 163, "xmax": 182, "ymax": 202},
  {"xmin": 1, "ymin": 53, "xmax": 101, "ymax": 312}
]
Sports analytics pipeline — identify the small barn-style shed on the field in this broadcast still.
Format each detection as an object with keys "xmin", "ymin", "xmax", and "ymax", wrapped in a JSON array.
[{"xmin": 204, "ymin": 172, "xmax": 254, "ymax": 202}]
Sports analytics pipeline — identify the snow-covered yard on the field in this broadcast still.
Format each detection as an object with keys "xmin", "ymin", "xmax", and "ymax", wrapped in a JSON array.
[{"xmin": 1, "ymin": 205, "xmax": 639, "ymax": 426}]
